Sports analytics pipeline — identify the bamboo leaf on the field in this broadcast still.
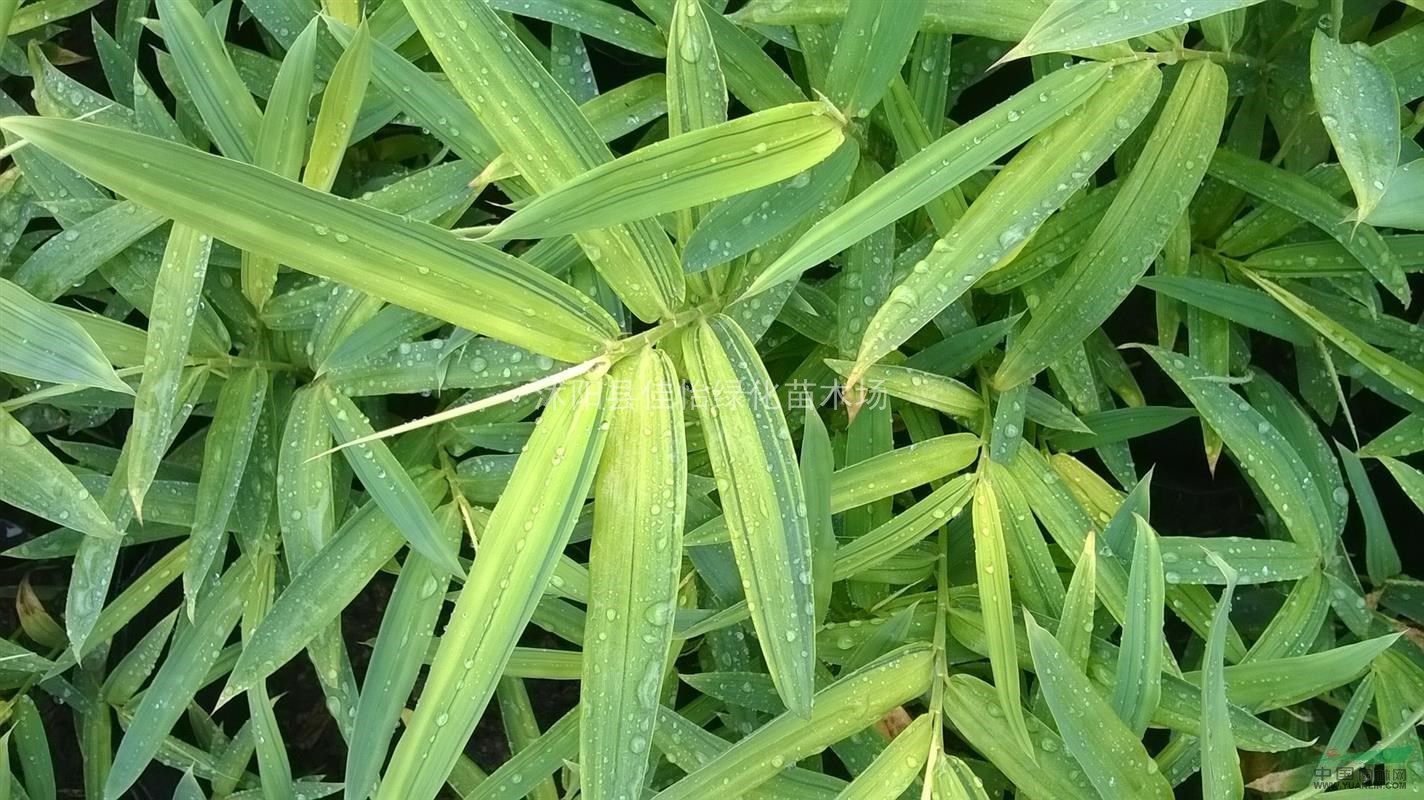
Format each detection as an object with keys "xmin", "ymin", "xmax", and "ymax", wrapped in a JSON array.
[
  {"xmin": 682, "ymin": 314, "xmax": 816, "ymax": 715},
  {"xmin": 104, "ymin": 559, "xmax": 253, "ymax": 800},
  {"xmin": 486, "ymin": 102, "xmax": 846, "ymax": 241},
  {"xmin": 0, "ymin": 277, "xmax": 132, "ymax": 395},
  {"xmin": 0, "ymin": 117, "xmax": 619, "ymax": 363},
  {"xmin": 153, "ymin": 0, "xmax": 261, "ymax": 160},
  {"xmin": 972, "ymin": 474, "xmax": 1036, "ymax": 758},
  {"xmin": 997, "ymin": 59, "xmax": 1227, "ymax": 388},
  {"xmin": 377, "ymin": 375, "xmax": 608, "ymax": 800},
  {"xmin": 1208, "ymin": 150, "xmax": 1410, "ymax": 305},
  {"xmin": 849, "ymin": 61, "xmax": 1161, "ymax": 379},
  {"xmin": 0, "ymin": 407, "xmax": 121, "ymax": 539},
  {"xmin": 823, "ymin": 0, "xmax": 928, "ymax": 118},
  {"xmin": 321, "ymin": 387, "xmax": 461, "ymax": 577},
  {"xmin": 1111, "ymin": 516, "xmax": 1164, "ymax": 737},
  {"xmin": 1138, "ymin": 346, "xmax": 1333, "ymax": 554},
  {"xmin": 746, "ymin": 61, "xmax": 1111, "ymax": 295},
  {"xmin": 1201, "ymin": 551, "xmax": 1243, "ymax": 800},
  {"xmin": 184, "ymin": 368, "xmax": 267, "ymax": 616},
  {"xmin": 832, "ymin": 713, "xmax": 932, "ymax": 800},
  {"xmin": 1005, "ymin": 0, "xmax": 1267, "ymax": 60},
  {"xmin": 404, "ymin": 0, "xmax": 684, "ymax": 321},
  {"xmin": 345, "ymin": 506, "xmax": 462, "ymax": 800},
  {"xmin": 582, "ymin": 349, "xmax": 686, "ymax": 800},
  {"xmin": 655, "ymin": 643, "xmax": 933, "ymax": 800},
  {"xmin": 125, "ymin": 225, "xmax": 212, "ymax": 515},
  {"xmin": 1310, "ymin": 30, "xmax": 1400, "ymax": 221},
  {"xmin": 1024, "ymin": 612, "xmax": 1174, "ymax": 799}
]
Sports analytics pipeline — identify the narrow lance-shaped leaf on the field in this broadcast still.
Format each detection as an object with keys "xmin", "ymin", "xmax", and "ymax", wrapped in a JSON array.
[
  {"xmin": 1207, "ymin": 149, "xmax": 1410, "ymax": 305},
  {"xmin": 746, "ymin": 61, "xmax": 1111, "ymax": 296},
  {"xmin": 0, "ymin": 117, "xmax": 619, "ymax": 363},
  {"xmin": 823, "ymin": 0, "xmax": 928, "ymax": 118},
  {"xmin": 0, "ymin": 408, "xmax": 122, "ymax": 539},
  {"xmin": 582, "ymin": 348, "xmax": 687, "ymax": 800},
  {"xmin": 833, "ymin": 713, "xmax": 932, "ymax": 800},
  {"xmin": 1111, "ymin": 516, "xmax": 1165, "ymax": 737},
  {"xmin": 184, "ymin": 367, "xmax": 267, "ymax": 617},
  {"xmin": 103, "ymin": 559, "xmax": 254, "ymax": 800},
  {"xmin": 1310, "ymin": 30, "xmax": 1400, "ymax": 221},
  {"xmin": 125, "ymin": 225, "xmax": 212, "ymax": 516},
  {"xmin": 682, "ymin": 315, "xmax": 816, "ymax": 715},
  {"xmin": 1139, "ymin": 346, "xmax": 1332, "ymax": 554},
  {"xmin": 1003, "ymin": 0, "xmax": 1267, "ymax": 61},
  {"xmin": 666, "ymin": 0, "xmax": 726, "ymax": 245},
  {"xmin": 345, "ymin": 505, "xmax": 462, "ymax": 800},
  {"xmin": 1378, "ymin": 456, "xmax": 1424, "ymax": 515},
  {"xmin": 655, "ymin": 643, "xmax": 934, "ymax": 800},
  {"xmin": 1202, "ymin": 551, "xmax": 1243, "ymax": 800},
  {"xmin": 801, "ymin": 406, "xmax": 835, "ymax": 624},
  {"xmin": 242, "ymin": 19, "xmax": 318, "ymax": 311},
  {"xmin": 971, "ymin": 474, "xmax": 1036, "ymax": 758},
  {"xmin": 1057, "ymin": 532, "xmax": 1098, "ymax": 667},
  {"xmin": 997, "ymin": 59, "xmax": 1228, "ymax": 388},
  {"xmin": 303, "ymin": 20, "xmax": 372, "ymax": 192},
  {"xmin": 1247, "ymin": 274, "xmax": 1424, "ymax": 406},
  {"xmin": 1024, "ymin": 612, "xmax": 1175, "ymax": 799},
  {"xmin": 377, "ymin": 375, "xmax": 608, "ymax": 800},
  {"xmin": 486, "ymin": 102, "xmax": 846, "ymax": 241},
  {"xmin": 404, "ymin": 0, "xmax": 684, "ymax": 321},
  {"xmin": 322, "ymin": 387, "xmax": 461, "ymax": 577},
  {"xmin": 0, "ymin": 277, "xmax": 132, "ymax": 395},
  {"xmin": 850, "ymin": 62, "xmax": 1162, "ymax": 382},
  {"xmin": 153, "ymin": 0, "xmax": 261, "ymax": 160}
]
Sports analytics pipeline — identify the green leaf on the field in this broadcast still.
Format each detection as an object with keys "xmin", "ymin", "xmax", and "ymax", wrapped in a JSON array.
[
  {"xmin": 832, "ymin": 713, "xmax": 932, "ymax": 800},
  {"xmin": 1310, "ymin": 31, "xmax": 1400, "ymax": 221},
  {"xmin": 1057, "ymin": 532, "xmax": 1098, "ymax": 667},
  {"xmin": 1364, "ymin": 158, "xmax": 1424, "ymax": 230},
  {"xmin": 823, "ymin": 0, "xmax": 928, "ymax": 118},
  {"xmin": 746, "ymin": 61, "xmax": 1111, "ymax": 295},
  {"xmin": 1208, "ymin": 150, "xmax": 1410, "ymax": 305},
  {"xmin": 1111, "ymin": 516, "xmax": 1165, "ymax": 737},
  {"xmin": 834, "ymin": 473, "xmax": 975, "ymax": 580},
  {"xmin": 1139, "ymin": 346, "xmax": 1332, "ymax": 554},
  {"xmin": 184, "ymin": 368, "xmax": 267, "ymax": 615},
  {"xmin": 972, "ymin": 474, "xmax": 1036, "ymax": 758},
  {"xmin": 104, "ymin": 559, "xmax": 253, "ymax": 800},
  {"xmin": 1378, "ymin": 456, "xmax": 1424, "ymax": 515},
  {"xmin": 683, "ymin": 315, "xmax": 815, "ymax": 715},
  {"xmin": 849, "ymin": 61, "xmax": 1161, "ymax": 379},
  {"xmin": 242, "ymin": 19, "xmax": 318, "ymax": 311},
  {"xmin": 1189, "ymin": 635, "xmax": 1401, "ymax": 712},
  {"xmin": 1004, "ymin": 0, "xmax": 1267, "ymax": 60},
  {"xmin": 405, "ymin": 0, "xmax": 684, "ymax": 321},
  {"xmin": 346, "ymin": 506, "xmax": 462, "ymax": 800},
  {"xmin": 153, "ymin": 0, "xmax": 261, "ymax": 160},
  {"xmin": 124, "ymin": 225, "xmax": 212, "ymax": 515},
  {"xmin": 377, "ymin": 375, "xmax": 608, "ymax": 800},
  {"xmin": 0, "ymin": 277, "xmax": 131, "ymax": 395},
  {"xmin": 1338, "ymin": 445, "xmax": 1401, "ymax": 586},
  {"xmin": 997, "ymin": 59, "xmax": 1227, "ymax": 388},
  {"xmin": 1024, "ymin": 612, "xmax": 1174, "ymax": 800},
  {"xmin": 0, "ymin": 117, "xmax": 618, "ymax": 363},
  {"xmin": 1159, "ymin": 536, "xmax": 1319, "ymax": 585},
  {"xmin": 321, "ymin": 387, "xmax": 461, "ymax": 577},
  {"xmin": 486, "ymin": 102, "xmax": 846, "ymax": 241},
  {"xmin": 824, "ymin": 360, "xmax": 982, "ymax": 419},
  {"xmin": 302, "ymin": 21, "xmax": 371, "ymax": 193},
  {"xmin": 1201, "ymin": 551, "xmax": 1243, "ymax": 800},
  {"xmin": 654, "ymin": 643, "xmax": 933, "ymax": 800},
  {"xmin": 1247, "ymin": 274, "xmax": 1424, "ymax": 407},
  {"xmin": 801, "ymin": 407, "xmax": 835, "ymax": 624},
  {"xmin": 582, "ymin": 348, "xmax": 686, "ymax": 800},
  {"xmin": 0, "ymin": 408, "xmax": 122, "ymax": 539},
  {"xmin": 942, "ymin": 674, "xmax": 1099, "ymax": 800}
]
